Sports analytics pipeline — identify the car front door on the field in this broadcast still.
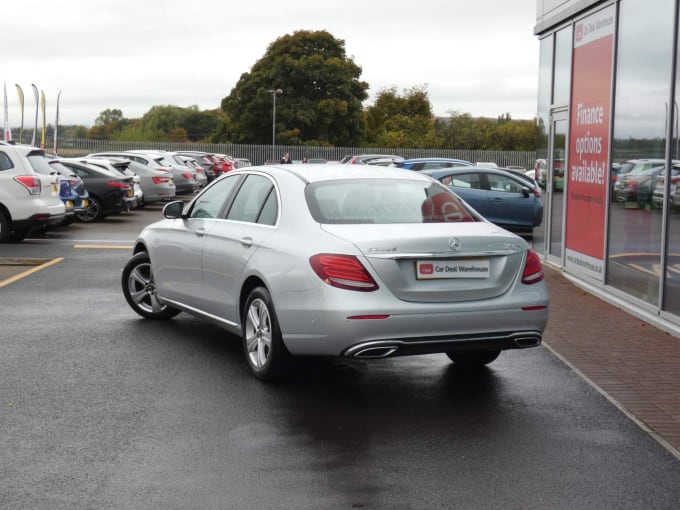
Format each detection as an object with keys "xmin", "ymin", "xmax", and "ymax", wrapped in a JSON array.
[
  {"xmin": 484, "ymin": 172, "xmax": 535, "ymax": 229},
  {"xmin": 152, "ymin": 174, "xmax": 243, "ymax": 306}
]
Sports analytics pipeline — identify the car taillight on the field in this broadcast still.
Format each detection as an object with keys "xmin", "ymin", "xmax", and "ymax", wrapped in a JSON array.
[
  {"xmin": 107, "ymin": 181, "xmax": 130, "ymax": 189},
  {"xmin": 14, "ymin": 175, "xmax": 42, "ymax": 195},
  {"xmin": 152, "ymin": 176, "xmax": 170, "ymax": 184},
  {"xmin": 533, "ymin": 188, "xmax": 541, "ymax": 198},
  {"xmin": 522, "ymin": 250, "xmax": 544, "ymax": 285},
  {"xmin": 182, "ymin": 172, "xmax": 194, "ymax": 180},
  {"xmin": 309, "ymin": 254, "xmax": 379, "ymax": 292}
]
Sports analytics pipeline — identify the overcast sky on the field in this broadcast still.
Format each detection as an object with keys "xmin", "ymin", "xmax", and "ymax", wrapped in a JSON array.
[{"xmin": 3, "ymin": 0, "xmax": 540, "ymax": 128}]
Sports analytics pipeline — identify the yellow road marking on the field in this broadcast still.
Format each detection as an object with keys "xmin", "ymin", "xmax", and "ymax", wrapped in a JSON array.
[{"xmin": 0, "ymin": 257, "xmax": 64, "ymax": 288}]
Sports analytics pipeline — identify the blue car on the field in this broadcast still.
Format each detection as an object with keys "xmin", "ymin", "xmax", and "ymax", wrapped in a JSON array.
[
  {"xmin": 423, "ymin": 167, "xmax": 543, "ymax": 233},
  {"xmin": 394, "ymin": 157, "xmax": 474, "ymax": 171},
  {"xmin": 47, "ymin": 160, "xmax": 91, "ymax": 225}
]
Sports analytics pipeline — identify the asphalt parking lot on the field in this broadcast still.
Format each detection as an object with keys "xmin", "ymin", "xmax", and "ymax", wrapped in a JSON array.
[{"xmin": 2, "ymin": 205, "xmax": 680, "ymax": 510}]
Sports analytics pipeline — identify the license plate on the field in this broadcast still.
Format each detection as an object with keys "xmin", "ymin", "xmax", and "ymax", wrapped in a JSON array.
[
  {"xmin": 416, "ymin": 258, "xmax": 490, "ymax": 279},
  {"xmin": 127, "ymin": 189, "xmax": 133, "ymax": 197},
  {"xmin": 52, "ymin": 183, "xmax": 58, "ymax": 193}
]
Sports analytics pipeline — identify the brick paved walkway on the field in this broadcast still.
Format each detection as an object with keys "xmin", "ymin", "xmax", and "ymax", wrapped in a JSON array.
[{"xmin": 543, "ymin": 266, "xmax": 680, "ymax": 458}]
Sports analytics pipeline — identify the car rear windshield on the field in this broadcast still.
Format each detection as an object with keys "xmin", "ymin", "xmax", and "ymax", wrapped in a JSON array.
[{"xmin": 305, "ymin": 179, "xmax": 478, "ymax": 224}]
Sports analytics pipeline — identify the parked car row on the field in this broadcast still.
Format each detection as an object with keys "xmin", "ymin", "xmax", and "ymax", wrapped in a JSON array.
[
  {"xmin": 0, "ymin": 141, "xmax": 66, "ymax": 241},
  {"xmin": 0, "ymin": 145, "xmax": 256, "ymax": 242}
]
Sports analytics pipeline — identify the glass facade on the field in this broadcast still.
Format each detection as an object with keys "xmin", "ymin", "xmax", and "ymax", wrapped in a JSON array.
[
  {"xmin": 536, "ymin": 0, "xmax": 680, "ymax": 323},
  {"xmin": 608, "ymin": 0, "xmax": 674, "ymax": 305},
  {"xmin": 534, "ymin": 36, "xmax": 553, "ymax": 255},
  {"xmin": 663, "ymin": 6, "xmax": 680, "ymax": 314}
]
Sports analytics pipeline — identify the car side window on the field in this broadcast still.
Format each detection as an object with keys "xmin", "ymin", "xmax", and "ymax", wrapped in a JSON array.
[
  {"xmin": 445, "ymin": 173, "xmax": 481, "ymax": 190},
  {"xmin": 227, "ymin": 174, "xmax": 276, "ymax": 224},
  {"xmin": 0, "ymin": 151, "xmax": 13, "ymax": 171},
  {"xmin": 190, "ymin": 174, "xmax": 241, "ymax": 219},
  {"xmin": 487, "ymin": 174, "xmax": 522, "ymax": 194},
  {"xmin": 257, "ymin": 190, "xmax": 278, "ymax": 226}
]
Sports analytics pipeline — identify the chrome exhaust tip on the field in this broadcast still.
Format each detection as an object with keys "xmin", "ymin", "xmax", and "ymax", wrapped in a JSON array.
[
  {"xmin": 352, "ymin": 346, "xmax": 399, "ymax": 359},
  {"xmin": 513, "ymin": 336, "xmax": 541, "ymax": 348}
]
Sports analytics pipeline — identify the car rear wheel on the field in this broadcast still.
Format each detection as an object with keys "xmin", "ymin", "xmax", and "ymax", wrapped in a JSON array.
[
  {"xmin": 0, "ymin": 210, "xmax": 10, "ymax": 242},
  {"xmin": 77, "ymin": 196, "xmax": 102, "ymax": 222},
  {"xmin": 242, "ymin": 287, "xmax": 291, "ymax": 381},
  {"xmin": 446, "ymin": 350, "xmax": 501, "ymax": 367},
  {"xmin": 9, "ymin": 228, "xmax": 30, "ymax": 242},
  {"xmin": 122, "ymin": 251, "xmax": 180, "ymax": 320}
]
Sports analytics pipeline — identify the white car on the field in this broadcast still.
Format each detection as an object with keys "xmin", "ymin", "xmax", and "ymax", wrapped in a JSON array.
[{"xmin": 0, "ymin": 142, "xmax": 66, "ymax": 242}]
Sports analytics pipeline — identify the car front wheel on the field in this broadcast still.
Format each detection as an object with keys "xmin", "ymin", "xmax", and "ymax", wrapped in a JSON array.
[
  {"xmin": 446, "ymin": 350, "xmax": 501, "ymax": 367},
  {"xmin": 242, "ymin": 287, "xmax": 291, "ymax": 381},
  {"xmin": 121, "ymin": 251, "xmax": 180, "ymax": 320}
]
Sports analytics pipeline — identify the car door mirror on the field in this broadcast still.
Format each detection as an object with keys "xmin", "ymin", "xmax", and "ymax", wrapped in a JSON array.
[
  {"xmin": 522, "ymin": 187, "xmax": 531, "ymax": 198},
  {"xmin": 163, "ymin": 200, "xmax": 185, "ymax": 219}
]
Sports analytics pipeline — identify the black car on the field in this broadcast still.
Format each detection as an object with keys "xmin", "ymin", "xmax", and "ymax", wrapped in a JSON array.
[{"xmin": 59, "ymin": 159, "xmax": 136, "ymax": 222}]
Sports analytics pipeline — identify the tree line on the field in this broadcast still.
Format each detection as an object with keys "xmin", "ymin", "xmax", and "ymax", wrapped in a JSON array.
[{"xmin": 56, "ymin": 30, "xmax": 538, "ymax": 151}]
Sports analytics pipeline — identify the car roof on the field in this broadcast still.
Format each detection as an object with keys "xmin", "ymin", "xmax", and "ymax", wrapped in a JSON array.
[
  {"xmin": 236, "ymin": 163, "xmax": 435, "ymax": 185},
  {"xmin": 400, "ymin": 157, "xmax": 473, "ymax": 164},
  {"xmin": 423, "ymin": 166, "xmax": 529, "ymax": 180}
]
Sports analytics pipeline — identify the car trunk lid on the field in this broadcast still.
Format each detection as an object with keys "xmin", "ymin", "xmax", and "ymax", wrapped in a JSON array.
[{"xmin": 321, "ymin": 222, "xmax": 527, "ymax": 303}]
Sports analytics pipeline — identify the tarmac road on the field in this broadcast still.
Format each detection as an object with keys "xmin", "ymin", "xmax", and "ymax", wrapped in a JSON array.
[{"xmin": 1, "ymin": 203, "xmax": 680, "ymax": 510}]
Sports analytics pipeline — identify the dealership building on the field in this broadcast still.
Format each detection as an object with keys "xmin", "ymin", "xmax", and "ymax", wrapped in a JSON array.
[{"xmin": 533, "ymin": 0, "xmax": 680, "ymax": 333}]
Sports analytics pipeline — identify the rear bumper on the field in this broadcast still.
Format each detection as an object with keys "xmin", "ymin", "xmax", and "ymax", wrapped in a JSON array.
[
  {"xmin": 343, "ymin": 330, "xmax": 542, "ymax": 359},
  {"xmin": 13, "ymin": 212, "xmax": 66, "ymax": 231}
]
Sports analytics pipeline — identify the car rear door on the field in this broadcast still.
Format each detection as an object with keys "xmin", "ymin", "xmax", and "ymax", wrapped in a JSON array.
[
  {"xmin": 439, "ymin": 171, "xmax": 490, "ymax": 217},
  {"xmin": 199, "ymin": 174, "xmax": 279, "ymax": 323}
]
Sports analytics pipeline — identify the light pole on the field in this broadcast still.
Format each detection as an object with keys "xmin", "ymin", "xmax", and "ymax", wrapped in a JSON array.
[{"xmin": 269, "ymin": 88, "xmax": 283, "ymax": 160}]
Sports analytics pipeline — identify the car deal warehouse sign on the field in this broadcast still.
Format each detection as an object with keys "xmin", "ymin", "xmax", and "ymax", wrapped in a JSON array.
[{"xmin": 565, "ymin": 5, "xmax": 615, "ymax": 281}]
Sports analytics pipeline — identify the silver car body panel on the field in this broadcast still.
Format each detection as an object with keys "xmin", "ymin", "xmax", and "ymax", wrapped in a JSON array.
[{"xmin": 137, "ymin": 165, "xmax": 549, "ymax": 358}]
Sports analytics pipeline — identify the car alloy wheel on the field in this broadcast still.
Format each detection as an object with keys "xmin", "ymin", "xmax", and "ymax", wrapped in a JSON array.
[
  {"xmin": 77, "ymin": 197, "xmax": 102, "ymax": 222},
  {"xmin": 242, "ymin": 287, "xmax": 290, "ymax": 380},
  {"xmin": 121, "ymin": 251, "xmax": 180, "ymax": 320}
]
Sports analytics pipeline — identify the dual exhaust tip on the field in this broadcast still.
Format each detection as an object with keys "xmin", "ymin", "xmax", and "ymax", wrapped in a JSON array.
[{"xmin": 348, "ymin": 334, "xmax": 542, "ymax": 359}]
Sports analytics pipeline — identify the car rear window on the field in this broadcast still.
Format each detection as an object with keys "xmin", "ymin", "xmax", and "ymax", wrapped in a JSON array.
[{"xmin": 305, "ymin": 179, "xmax": 477, "ymax": 224}]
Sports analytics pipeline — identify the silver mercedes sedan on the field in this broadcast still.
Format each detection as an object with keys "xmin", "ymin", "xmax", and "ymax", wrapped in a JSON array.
[{"xmin": 122, "ymin": 164, "xmax": 549, "ymax": 380}]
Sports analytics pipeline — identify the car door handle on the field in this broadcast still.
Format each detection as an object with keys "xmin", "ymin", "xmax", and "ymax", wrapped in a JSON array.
[
  {"xmin": 195, "ymin": 228, "xmax": 207, "ymax": 237},
  {"xmin": 240, "ymin": 237, "xmax": 253, "ymax": 247}
]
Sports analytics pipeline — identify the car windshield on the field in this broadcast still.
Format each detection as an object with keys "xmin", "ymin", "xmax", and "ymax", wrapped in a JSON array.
[{"xmin": 305, "ymin": 179, "xmax": 478, "ymax": 224}]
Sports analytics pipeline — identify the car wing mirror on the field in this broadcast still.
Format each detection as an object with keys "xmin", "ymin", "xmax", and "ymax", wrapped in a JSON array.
[
  {"xmin": 522, "ymin": 187, "xmax": 531, "ymax": 198},
  {"xmin": 163, "ymin": 200, "xmax": 185, "ymax": 219}
]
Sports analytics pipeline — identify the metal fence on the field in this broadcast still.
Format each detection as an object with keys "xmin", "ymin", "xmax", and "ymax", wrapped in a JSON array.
[{"xmin": 53, "ymin": 138, "xmax": 538, "ymax": 170}]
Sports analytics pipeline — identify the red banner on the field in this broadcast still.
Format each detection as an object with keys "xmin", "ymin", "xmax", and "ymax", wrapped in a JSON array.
[{"xmin": 565, "ymin": 5, "xmax": 615, "ymax": 280}]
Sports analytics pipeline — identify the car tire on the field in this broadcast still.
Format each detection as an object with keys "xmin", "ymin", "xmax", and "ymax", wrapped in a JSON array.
[
  {"xmin": 242, "ymin": 286, "xmax": 291, "ymax": 381},
  {"xmin": 0, "ymin": 210, "xmax": 10, "ymax": 242},
  {"xmin": 8, "ymin": 227, "xmax": 30, "ymax": 243},
  {"xmin": 121, "ymin": 251, "xmax": 180, "ymax": 320},
  {"xmin": 77, "ymin": 196, "xmax": 102, "ymax": 222},
  {"xmin": 446, "ymin": 349, "xmax": 501, "ymax": 367}
]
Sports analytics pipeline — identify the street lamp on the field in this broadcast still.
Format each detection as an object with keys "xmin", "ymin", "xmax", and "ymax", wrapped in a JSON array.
[{"xmin": 269, "ymin": 88, "xmax": 283, "ymax": 160}]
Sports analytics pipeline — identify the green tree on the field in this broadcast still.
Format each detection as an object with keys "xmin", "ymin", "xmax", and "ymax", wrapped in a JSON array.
[
  {"xmin": 221, "ymin": 30, "xmax": 369, "ymax": 146},
  {"xmin": 365, "ymin": 85, "xmax": 441, "ymax": 148},
  {"xmin": 88, "ymin": 108, "xmax": 130, "ymax": 139}
]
